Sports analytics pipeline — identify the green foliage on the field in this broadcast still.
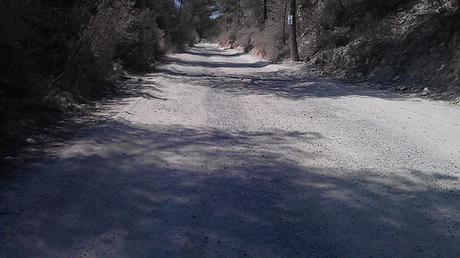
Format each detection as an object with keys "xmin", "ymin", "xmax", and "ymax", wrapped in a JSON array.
[{"xmin": 116, "ymin": 9, "xmax": 166, "ymax": 70}]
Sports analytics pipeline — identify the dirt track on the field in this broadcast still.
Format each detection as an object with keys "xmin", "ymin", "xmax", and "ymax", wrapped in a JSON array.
[{"xmin": 1, "ymin": 43, "xmax": 460, "ymax": 257}]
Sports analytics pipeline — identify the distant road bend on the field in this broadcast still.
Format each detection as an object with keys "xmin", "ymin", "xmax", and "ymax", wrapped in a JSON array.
[{"xmin": 1, "ymin": 43, "xmax": 460, "ymax": 257}]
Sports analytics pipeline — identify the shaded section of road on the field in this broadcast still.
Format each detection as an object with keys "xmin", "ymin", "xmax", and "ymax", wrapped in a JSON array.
[{"xmin": 1, "ymin": 123, "xmax": 459, "ymax": 257}]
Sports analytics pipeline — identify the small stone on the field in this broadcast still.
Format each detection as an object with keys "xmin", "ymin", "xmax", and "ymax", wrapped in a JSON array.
[
  {"xmin": 26, "ymin": 138, "xmax": 36, "ymax": 144},
  {"xmin": 392, "ymin": 75, "xmax": 400, "ymax": 81},
  {"xmin": 422, "ymin": 87, "xmax": 430, "ymax": 96},
  {"xmin": 72, "ymin": 104, "xmax": 83, "ymax": 111}
]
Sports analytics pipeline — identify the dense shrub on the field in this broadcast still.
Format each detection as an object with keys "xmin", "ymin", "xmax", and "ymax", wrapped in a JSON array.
[
  {"xmin": 0, "ymin": 0, "xmax": 215, "ymax": 107},
  {"xmin": 116, "ymin": 9, "xmax": 166, "ymax": 70}
]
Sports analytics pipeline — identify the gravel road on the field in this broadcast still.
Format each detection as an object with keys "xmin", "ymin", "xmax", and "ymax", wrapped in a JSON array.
[{"xmin": 1, "ymin": 43, "xmax": 460, "ymax": 257}]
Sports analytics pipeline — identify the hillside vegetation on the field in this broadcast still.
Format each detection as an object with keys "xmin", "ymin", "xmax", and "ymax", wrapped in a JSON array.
[
  {"xmin": 216, "ymin": 0, "xmax": 460, "ymax": 99},
  {"xmin": 0, "ymin": 0, "xmax": 215, "ymax": 152}
]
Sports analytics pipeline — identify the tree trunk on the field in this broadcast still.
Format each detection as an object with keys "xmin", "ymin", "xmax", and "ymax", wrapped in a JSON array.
[
  {"xmin": 178, "ymin": 0, "xmax": 183, "ymax": 21},
  {"xmin": 289, "ymin": 0, "xmax": 299, "ymax": 61},
  {"xmin": 237, "ymin": 0, "xmax": 241, "ymax": 29},
  {"xmin": 282, "ymin": 0, "xmax": 287, "ymax": 44},
  {"xmin": 263, "ymin": 0, "xmax": 268, "ymax": 24}
]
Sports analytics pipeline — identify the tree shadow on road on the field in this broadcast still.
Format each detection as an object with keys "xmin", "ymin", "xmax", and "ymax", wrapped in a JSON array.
[
  {"xmin": 166, "ymin": 57, "xmax": 270, "ymax": 69},
  {"xmin": 156, "ymin": 67, "xmax": 408, "ymax": 101},
  {"xmin": 1, "ymin": 121, "xmax": 459, "ymax": 257},
  {"xmin": 109, "ymin": 77, "xmax": 167, "ymax": 101},
  {"xmin": 186, "ymin": 47, "xmax": 243, "ymax": 58}
]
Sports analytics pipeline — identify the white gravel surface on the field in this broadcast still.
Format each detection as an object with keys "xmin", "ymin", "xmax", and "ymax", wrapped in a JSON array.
[{"xmin": 1, "ymin": 43, "xmax": 460, "ymax": 257}]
